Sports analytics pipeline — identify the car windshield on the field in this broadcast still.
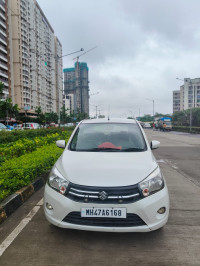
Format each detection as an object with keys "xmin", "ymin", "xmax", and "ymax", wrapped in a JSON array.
[{"xmin": 70, "ymin": 122, "xmax": 147, "ymax": 152}]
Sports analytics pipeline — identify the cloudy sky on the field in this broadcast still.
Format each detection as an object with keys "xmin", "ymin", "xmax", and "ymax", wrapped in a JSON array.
[{"xmin": 38, "ymin": 0, "xmax": 200, "ymax": 118}]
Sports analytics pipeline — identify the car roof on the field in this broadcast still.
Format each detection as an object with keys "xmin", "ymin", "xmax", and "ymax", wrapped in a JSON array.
[{"xmin": 80, "ymin": 118, "xmax": 137, "ymax": 124}]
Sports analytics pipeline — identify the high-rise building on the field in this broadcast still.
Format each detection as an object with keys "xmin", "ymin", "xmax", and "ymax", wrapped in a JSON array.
[
  {"xmin": 173, "ymin": 78, "xmax": 200, "ymax": 112},
  {"xmin": 54, "ymin": 36, "xmax": 63, "ymax": 114},
  {"xmin": 0, "ymin": 0, "xmax": 11, "ymax": 99},
  {"xmin": 63, "ymin": 62, "xmax": 89, "ymax": 115},
  {"xmin": 0, "ymin": 0, "xmax": 63, "ymax": 116}
]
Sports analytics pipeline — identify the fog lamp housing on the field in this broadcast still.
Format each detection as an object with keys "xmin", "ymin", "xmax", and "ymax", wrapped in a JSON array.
[
  {"xmin": 157, "ymin": 207, "xmax": 166, "ymax": 214},
  {"xmin": 46, "ymin": 202, "xmax": 53, "ymax": 210}
]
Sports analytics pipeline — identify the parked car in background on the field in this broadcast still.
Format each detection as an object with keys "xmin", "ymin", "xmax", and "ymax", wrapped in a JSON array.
[
  {"xmin": 66, "ymin": 123, "xmax": 74, "ymax": 127},
  {"xmin": 48, "ymin": 123, "xmax": 58, "ymax": 128},
  {"xmin": 14, "ymin": 124, "xmax": 24, "ymax": 130},
  {"xmin": 44, "ymin": 118, "xmax": 169, "ymax": 232},
  {"xmin": 138, "ymin": 121, "xmax": 145, "ymax": 128},
  {"xmin": 144, "ymin": 122, "xmax": 151, "ymax": 128},
  {"xmin": 0, "ymin": 123, "xmax": 10, "ymax": 131},
  {"xmin": 23, "ymin": 123, "xmax": 40, "ymax": 130},
  {"xmin": 6, "ymin": 125, "xmax": 14, "ymax": 130}
]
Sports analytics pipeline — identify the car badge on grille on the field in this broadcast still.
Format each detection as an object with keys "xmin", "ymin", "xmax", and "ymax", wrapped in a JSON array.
[{"xmin": 99, "ymin": 191, "xmax": 108, "ymax": 200}]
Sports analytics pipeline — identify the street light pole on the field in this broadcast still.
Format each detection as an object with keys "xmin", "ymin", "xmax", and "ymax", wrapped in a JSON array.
[
  {"xmin": 90, "ymin": 104, "xmax": 102, "ymax": 118},
  {"xmin": 146, "ymin": 98, "xmax": 155, "ymax": 119}
]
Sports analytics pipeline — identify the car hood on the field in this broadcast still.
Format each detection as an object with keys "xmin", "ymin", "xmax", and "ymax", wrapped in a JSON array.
[{"xmin": 56, "ymin": 150, "xmax": 158, "ymax": 187}]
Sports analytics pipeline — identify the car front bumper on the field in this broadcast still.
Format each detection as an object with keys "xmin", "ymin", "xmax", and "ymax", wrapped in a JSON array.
[{"xmin": 44, "ymin": 183, "xmax": 169, "ymax": 232}]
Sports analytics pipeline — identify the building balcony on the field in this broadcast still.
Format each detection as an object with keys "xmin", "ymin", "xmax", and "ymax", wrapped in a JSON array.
[
  {"xmin": 0, "ymin": 4, "xmax": 5, "ymax": 13},
  {"xmin": 0, "ymin": 12, "xmax": 6, "ymax": 21},
  {"xmin": 0, "ymin": 60, "xmax": 8, "ymax": 70},
  {"xmin": 0, "ymin": 21, "xmax": 6, "ymax": 30},
  {"xmin": 0, "ymin": 28, "xmax": 6, "ymax": 38},
  {"xmin": 0, "ymin": 43, "xmax": 6, "ymax": 54},
  {"xmin": 0, "ymin": 34, "xmax": 7, "ymax": 46},
  {"xmin": 0, "ymin": 53, "xmax": 7, "ymax": 62},
  {"xmin": 0, "ymin": 71, "xmax": 8, "ymax": 79},
  {"xmin": 23, "ymin": 73, "xmax": 29, "ymax": 79},
  {"xmin": 0, "ymin": 78, "xmax": 8, "ymax": 86}
]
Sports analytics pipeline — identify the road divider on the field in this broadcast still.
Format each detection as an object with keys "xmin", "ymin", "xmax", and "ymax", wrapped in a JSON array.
[{"xmin": 0, "ymin": 173, "xmax": 48, "ymax": 224}]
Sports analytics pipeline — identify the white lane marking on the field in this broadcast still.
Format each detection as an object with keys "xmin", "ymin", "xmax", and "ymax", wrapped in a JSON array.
[
  {"xmin": 0, "ymin": 198, "xmax": 43, "ymax": 257},
  {"xmin": 157, "ymin": 159, "xmax": 166, "ymax": 163},
  {"xmin": 37, "ymin": 198, "xmax": 43, "ymax": 206}
]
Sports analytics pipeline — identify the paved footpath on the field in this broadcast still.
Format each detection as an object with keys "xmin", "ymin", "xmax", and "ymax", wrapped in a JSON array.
[{"xmin": 0, "ymin": 130, "xmax": 200, "ymax": 266}]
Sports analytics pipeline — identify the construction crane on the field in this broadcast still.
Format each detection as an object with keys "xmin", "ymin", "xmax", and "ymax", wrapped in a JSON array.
[
  {"xmin": 90, "ymin": 92, "xmax": 99, "ymax": 97},
  {"xmin": 73, "ymin": 46, "xmax": 97, "ymax": 62}
]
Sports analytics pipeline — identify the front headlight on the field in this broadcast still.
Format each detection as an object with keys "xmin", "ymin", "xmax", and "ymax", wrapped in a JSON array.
[
  {"xmin": 138, "ymin": 167, "xmax": 164, "ymax": 197},
  {"xmin": 48, "ymin": 166, "xmax": 69, "ymax": 195}
]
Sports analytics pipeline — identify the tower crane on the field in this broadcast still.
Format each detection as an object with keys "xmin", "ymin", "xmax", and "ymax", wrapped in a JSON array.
[{"xmin": 73, "ymin": 46, "xmax": 97, "ymax": 62}]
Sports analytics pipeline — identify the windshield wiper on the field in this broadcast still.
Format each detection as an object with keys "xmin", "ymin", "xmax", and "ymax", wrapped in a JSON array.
[
  {"xmin": 79, "ymin": 148, "xmax": 121, "ymax": 152},
  {"xmin": 122, "ymin": 148, "xmax": 145, "ymax": 152}
]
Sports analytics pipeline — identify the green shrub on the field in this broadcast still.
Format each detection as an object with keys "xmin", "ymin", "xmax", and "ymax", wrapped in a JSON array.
[
  {"xmin": 0, "ymin": 143, "xmax": 63, "ymax": 202},
  {"xmin": 0, "ymin": 130, "xmax": 72, "ymax": 164},
  {"xmin": 0, "ymin": 127, "xmax": 74, "ymax": 144},
  {"xmin": 172, "ymin": 126, "xmax": 200, "ymax": 134}
]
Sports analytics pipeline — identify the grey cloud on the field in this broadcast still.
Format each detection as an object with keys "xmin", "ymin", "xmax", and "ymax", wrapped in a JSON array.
[{"xmin": 37, "ymin": 0, "xmax": 200, "ymax": 116}]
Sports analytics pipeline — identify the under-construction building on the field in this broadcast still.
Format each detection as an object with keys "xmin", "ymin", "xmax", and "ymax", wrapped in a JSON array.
[{"xmin": 63, "ymin": 62, "xmax": 89, "ymax": 115}]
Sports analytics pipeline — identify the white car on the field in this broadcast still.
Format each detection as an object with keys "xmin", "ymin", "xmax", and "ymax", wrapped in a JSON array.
[
  {"xmin": 23, "ymin": 122, "xmax": 40, "ymax": 129},
  {"xmin": 44, "ymin": 118, "xmax": 169, "ymax": 232},
  {"xmin": 144, "ymin": 122, "xmax": 151, "ymax": 128},
  {"xmin": 0, "ymin": 123, "xmax": 10, "ymax": 131}
]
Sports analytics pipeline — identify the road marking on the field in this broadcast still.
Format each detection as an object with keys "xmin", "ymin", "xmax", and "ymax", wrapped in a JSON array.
[
  {"xmin": 0, "ymin": 198, "xmax": 43, "ymax": 257},
  {"xmin": 157, "ymin": 159, "xmax": 166, "ymax": 163}
]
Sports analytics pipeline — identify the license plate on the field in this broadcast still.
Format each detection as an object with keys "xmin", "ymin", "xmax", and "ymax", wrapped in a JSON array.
[{"xmin": 81, "ymin": 208, "xmax": 126, "ymax": 218}]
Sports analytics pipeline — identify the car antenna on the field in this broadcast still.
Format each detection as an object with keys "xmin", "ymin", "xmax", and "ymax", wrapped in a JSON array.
[{"xmin": 108, "ymin": 105, "xmax": 110, "ymax": 120}]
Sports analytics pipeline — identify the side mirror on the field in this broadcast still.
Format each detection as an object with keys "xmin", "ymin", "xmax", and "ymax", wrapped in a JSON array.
[
  {"xmin": 151, "ymin": 140, "xmax": 160, "ymax": 150},
  {"xmin": 56, "ymin": 140, "xmax": 66, "ymax": 149}
]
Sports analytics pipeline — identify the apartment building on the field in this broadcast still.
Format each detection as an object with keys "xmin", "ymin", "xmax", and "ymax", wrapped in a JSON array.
[
  {"xmin": 63, "ymin": 94, "xmax": 74, "ymax": 115},
  {"xmin": 0, "ymin": 0, "xmax": 10, "ymax": 99},
  {"xmin": 63, "ymin": 67, "xmax": 75, "ymax": 114},
  {"xmin": 54, "ymin": 36, "xmax": 63, "ymax": 114},
  {"xmin": 63, "ymin": 62, "xmax": 89, "ymax": 115},
  {"xmin": 0, "ymin": 0, "xmax": 63, "ymax": 116},
  {"xmin": 173, "ymin": 90, "xmax": 180, "ymax": 113},
  {"xmin": 173, "ymin": 78, "xmax": 200, "ymax": 113}
]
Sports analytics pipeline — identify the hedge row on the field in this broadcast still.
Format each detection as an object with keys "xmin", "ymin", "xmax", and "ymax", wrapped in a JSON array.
[
  {"xmin": 0, "ymin": 127, "xmax": 74, "ymax": 144},
  {"xmin": 0, "ymin": 131, "xmax": 71, "ymax": 164},
  {"xmin": 172, "ymin": 126, "xmax": 200, "ymax": 134},
  {"xmin": 0, "ymin": 143, "xmax": 63, "ymax": 202}
]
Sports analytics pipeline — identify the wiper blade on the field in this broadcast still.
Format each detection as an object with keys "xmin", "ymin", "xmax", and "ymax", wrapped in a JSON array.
[
  {"xmin": 122, "ymin": 148, "xmax": 145, "ymax": 152},
  {"xmin": 83, "ymin": 148, "xmax": 121, "ymax": 152}
]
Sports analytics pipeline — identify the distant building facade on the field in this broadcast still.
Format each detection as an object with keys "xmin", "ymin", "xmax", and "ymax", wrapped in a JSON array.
[
  {"xmin": 0, "ymin": 0, "xmax": 63, "ymax": 116},
  {"xmin": 173, "ymin": 78, "xmax": 200, "ymax": 112},
  {"xmin": 173, "ymin": 90, "xmax": 180, "ymax": 113},
  {"xmin": 0, "ymin": 0, "xmax": 12, "ymax": 100},
  {"xmin": 63, "ymin": 62, "xmax": 89, "ymax": 115}
]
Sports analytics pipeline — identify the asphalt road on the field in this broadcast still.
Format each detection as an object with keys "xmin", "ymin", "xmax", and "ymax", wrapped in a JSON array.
[{"xmin": 0, "ymin": 130, "xmax": 200, "ymax": 266}]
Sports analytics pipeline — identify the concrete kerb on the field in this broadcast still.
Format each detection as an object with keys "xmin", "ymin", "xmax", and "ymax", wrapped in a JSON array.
[{"xmin": 0, "ymin": 171, "xmax": 49, "ymax": 224}]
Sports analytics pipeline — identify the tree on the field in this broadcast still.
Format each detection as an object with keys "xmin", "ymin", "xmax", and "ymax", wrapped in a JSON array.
[
  {"xmin": 45, "ymin": 112, "xmax": 58, "ymax": 124},
  {"xmin": 0, "ymin": 82, "xmax": 4, "ymax": 99},
  {"xmin": 140, "ymin": 114, "xmax": 153, "ymax": 122},
  {"xmin": 35, "ymin": 106, "xmax": 42, "ymax": 116},
  {"xmin": 75, "ymin": 109, "xmax": 89, "ymax": 121},
  {"xmin": 0, "ymin": 82, "xmax": 19, "ymax": 122}
]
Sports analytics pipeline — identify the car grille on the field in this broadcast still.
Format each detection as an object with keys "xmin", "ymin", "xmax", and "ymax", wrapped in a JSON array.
[
  {"xmin": 63, "ymin": 212, "xmax": 146, "ymax": 227},
  {"xmin": 66, "ymin": 183, "xmax": 142, "ymax": 204}
]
